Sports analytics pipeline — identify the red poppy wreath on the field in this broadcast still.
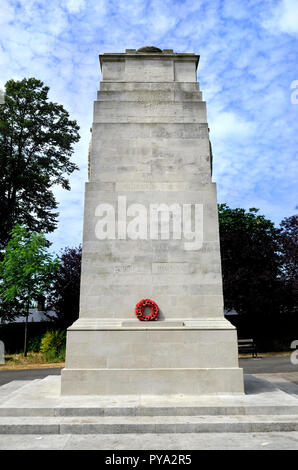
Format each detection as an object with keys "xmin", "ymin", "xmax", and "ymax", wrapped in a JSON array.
[{"xmin": 135, "ymin": 299, "xmax": 159, "ymax": 321}]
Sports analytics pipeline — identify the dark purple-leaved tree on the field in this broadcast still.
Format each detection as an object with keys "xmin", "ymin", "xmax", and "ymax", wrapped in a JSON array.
[
  {"xmin": 279, "ymin": 214, "xmax": 298, "ymax": 281},
  {"xmin": 47, "ymin": 245, "xmax": 82, "ymax": 328},
  {"xmin": 277, "ymin": 214, "xmax": 298, "ymax": 331}
]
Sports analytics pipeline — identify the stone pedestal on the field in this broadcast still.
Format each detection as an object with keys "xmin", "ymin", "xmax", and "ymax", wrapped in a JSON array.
[{"xmin": 61, "ymin": 47, "xmax": 244, "ymax": 395}]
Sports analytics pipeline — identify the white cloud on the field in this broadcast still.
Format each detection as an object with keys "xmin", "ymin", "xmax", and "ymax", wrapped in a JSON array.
[
  {"xmin": 62, "ymin": 0, "xmax": 86, "ymax": 14},
  {"xmin": 263, "ymin": 0, "xmax": 298, "ymax": 35},
  {"xmin": 0, "ymin": 0, "xmax": 15, "ymax": 25},
  {"xmin": 0, "ymin": 0, "xmax": 297, "ymax": 250},
  {"xmin": 278, "ymin": 0, "xmax": 298, "ymax": 34},
  {"xmin": 209, "ymin": 112, "xmax": 256, "ymax": 140}
]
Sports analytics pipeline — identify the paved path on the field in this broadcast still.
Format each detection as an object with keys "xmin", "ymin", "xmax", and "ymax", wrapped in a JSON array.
[
  {"xmin": 0, "ymin": 432, "xmax": 297, "ymax": 450},
  {"xmin": 0, "ymin": 356, "xmax": 297, "ymax": 386}
]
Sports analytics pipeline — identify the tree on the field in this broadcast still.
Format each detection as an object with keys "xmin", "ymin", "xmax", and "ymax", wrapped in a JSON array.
[
  {"xmin": 0, "ymin": 225, "xmax": 60, "ymax": 356},
  {"xmin": 0, "ymin": 78, "xmax": 80, "ymax": 250},
  {"xmin": 47, "ymin": 245, "xmax": 82, "ymax": 328},
  {"xmin": 218, "ymin": 204, "xmax": 281, "ymax": 342},
  {"xmin": 278, "ymin": 214, "xmax": 298, "ymax": 281},
  {"xmin": 277, "ymin": 213, "xmax": 298, "ymax": 330}
]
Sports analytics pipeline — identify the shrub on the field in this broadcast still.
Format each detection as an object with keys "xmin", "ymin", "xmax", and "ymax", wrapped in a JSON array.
[
  {"xmin": 40, "ymin": 330, "xmax": 66, "ymax": 361},
  {"xmin": 28, "ymin": 336, "xmax": 42, "ymax": 353}
]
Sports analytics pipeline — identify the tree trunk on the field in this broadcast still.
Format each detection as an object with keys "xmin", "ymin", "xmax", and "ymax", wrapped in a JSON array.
[{"xmin": 24, "ymin": 309, "xmax": 29, "ymax": 357}]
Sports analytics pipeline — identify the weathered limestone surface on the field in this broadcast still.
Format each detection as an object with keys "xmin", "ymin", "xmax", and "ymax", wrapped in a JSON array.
[
  {"xmin": 61, "ymin": 49, "xmax": 244, "ymax": 395},
  {"xmin": 0, "ymin": 341, "xmax": 4, "ymax": 365}
]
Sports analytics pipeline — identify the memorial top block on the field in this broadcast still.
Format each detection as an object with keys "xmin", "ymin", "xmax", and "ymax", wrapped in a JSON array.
[{"xmin": 99, "ymin": 47, "xmax": 200, "ymax": 83}]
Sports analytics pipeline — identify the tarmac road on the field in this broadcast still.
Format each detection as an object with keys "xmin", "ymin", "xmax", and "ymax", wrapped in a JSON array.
[
  {"xmin": 0, "ymin": 367, "xmax": 62, "ymax": 386},
  {"xmin": 239, "ymin": 355, "xmax": 297, "ymax": 374},
  {"xmin": 0, "ymin": 356, "xmax": 297, "ymax": 386}
]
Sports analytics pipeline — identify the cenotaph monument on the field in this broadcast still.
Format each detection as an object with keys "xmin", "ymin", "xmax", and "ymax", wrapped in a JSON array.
[{"xmin": 61, "ymin": 47, "xmax": 244, "ymax": 395}]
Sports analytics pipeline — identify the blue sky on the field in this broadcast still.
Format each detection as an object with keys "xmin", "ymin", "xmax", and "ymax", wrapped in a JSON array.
[{"xmin": 0, "ymin": 0, "xmax": 297, "ymax": 253}]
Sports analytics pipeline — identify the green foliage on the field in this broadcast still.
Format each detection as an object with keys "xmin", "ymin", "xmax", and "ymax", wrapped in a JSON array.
[
  {"xmin": 218, "ymin": 204, "xmax": 297, "ymax": 343},
  {"xmin": 0, "ymin": 77, "xmax": 80, "ymax": 249},
  {"xmin": 42, "ymin": 349, "xmax": 61, "ymax": 362},
  {"xmin": 28, "ymin": 336, "xmax": 42, "ymax": 353},
  {"xmin": 0, "ymin": 225, "xmax": 60, "ymax": 322},
  {"xmin": 218, "ymin": 204, "xmax": 280, "ymax": 318},
  {"xmin": 0, "ymin": 224, "xmax": 61, "ymax": 357},
  {"xmin": 40, "ymin": 329, "xmax": 66, "ymax": 361}
]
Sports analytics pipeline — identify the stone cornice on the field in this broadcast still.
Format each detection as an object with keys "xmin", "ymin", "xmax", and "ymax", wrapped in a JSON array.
[{"xmin": 99, "ymin": 50, "xmax": 200, "ymax": 71}]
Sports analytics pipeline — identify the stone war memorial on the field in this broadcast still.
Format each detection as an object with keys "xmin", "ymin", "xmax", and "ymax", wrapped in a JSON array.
[
  {"xmin": 61, "ymin": 46, "xmax": 244, "ymax": 396},
  {"xmin": 1, "ymin": 48, "xmax": 298, "ymax": 438}
]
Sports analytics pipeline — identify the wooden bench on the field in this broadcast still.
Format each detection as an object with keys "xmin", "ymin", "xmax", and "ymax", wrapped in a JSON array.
[{"xmin": 238, "ymin": 339, "xmax": 258, "ymax": 358}]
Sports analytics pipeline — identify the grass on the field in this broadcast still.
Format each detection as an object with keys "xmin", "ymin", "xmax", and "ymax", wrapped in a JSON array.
[
  {"xmin": 0, "ymin": 352, "xmax": 65, "ymax": 370},
  {"xmin": 239, "ymin": 351, "xmax": 291, "ymax": 358}
]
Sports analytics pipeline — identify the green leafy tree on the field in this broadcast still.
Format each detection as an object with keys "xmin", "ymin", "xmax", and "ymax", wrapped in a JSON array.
[
  {"xmin": 0, "ymin": 225, "xmax": 60, "ymax": 356},
  {"xmin": 0, "ymin": 78, "xmax": 80, "ymax": 249},
  {"xmin": 218, "ymin": 204, "xmax": 281, "ymax": 343}
]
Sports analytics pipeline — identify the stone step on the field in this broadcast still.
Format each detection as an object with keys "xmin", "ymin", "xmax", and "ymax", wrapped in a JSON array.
[
  {"xmin": 1, "ymin": 414, "xmax": 298, "ymax": 434},
  {"xmin": 0, "ymin": 380, "xmax": 38, "ymax": 400},
  {"xmin": 0, "ymin": 381, "xmax": 32, "ymax": 397},
  {"xmin": 1, "ymin": 404, "xmax": 298, "ymax": 417}
]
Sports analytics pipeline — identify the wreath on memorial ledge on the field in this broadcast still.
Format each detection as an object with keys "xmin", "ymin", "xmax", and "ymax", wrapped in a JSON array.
[{"xmin": 135, "ymin": 299, "xmax": 159, "ymax": 321}]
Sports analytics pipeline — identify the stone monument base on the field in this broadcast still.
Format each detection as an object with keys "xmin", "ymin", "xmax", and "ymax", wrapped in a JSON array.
[
  {"xmin": 60, "ymin": 318, "xmax": 244, "ymax": 395},
  {"xmin": 1, "ymin": 375, "xmax": 298, "ymax": 436}
]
